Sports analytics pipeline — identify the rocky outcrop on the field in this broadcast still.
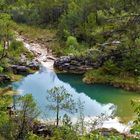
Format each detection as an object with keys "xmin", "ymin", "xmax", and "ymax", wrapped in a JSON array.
[
  {"xmin": 54, "ymin": 48, "xmax": 123, "ymax": 74},
  {"xmin": 54, "ymin": 56, "xmax": 102, "ymax": 74},
  {"xmin": 10, "ymin": 65, "xmax": 30, "ymax": 75},
  {"xmin": 54, "ymin": 56, "xmax": 93, "ymax": 74},
  {"xmin": 0, "ymin": 74, "xmax": 11, "ymax": 84},
  {"xmin": 8, "ymin": 60, "xmax": 40, "ymax": 75},
  {"xmin": 27, "ymin": 60, "xmax": 40, "ymax": 70},
  {"xmin": 17, "ymin": 35, "xmax": 55, "ymax": 70}
]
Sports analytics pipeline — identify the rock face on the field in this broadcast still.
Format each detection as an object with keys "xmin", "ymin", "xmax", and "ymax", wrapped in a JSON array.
[
  {"xmin": 54, "ymin": 51, "xmax": 123, "ymax": 74},
  {"xmin": 27, "ymin": 60, "xmax": 40, "ymax": 70},
  {"xmin": 0, "ymin": 74, "xmax": 11, "ymax": 84},
  {"xmin": 10, "ymin": 65, "xmax": 30, "ymax": 75},
  {"xmin": 54, "ymin": 56, "xmax": 102, "ymax": 74},
  {"xmin": 9, "ymin": 60, "xmax": 40, "ymax": 75}
]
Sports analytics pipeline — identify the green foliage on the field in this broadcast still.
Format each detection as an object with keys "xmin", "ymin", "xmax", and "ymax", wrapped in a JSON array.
[
  {"xmin": 51, "ymin": 126, "xmax": 78, "ymax": 140},
  {"xmin": 0, "ymin": 94, "xmax": 40, "ymax": 140},
  {"xmin": 135, "ymin": 38, "xmax": 140, "ymax": 46},
  {"xmin": 0, "ymin": 66, "xmax": 4, "ymax": 73},
  {"xmin": 0, "ymin": 13, "xmax": 14, "ymax": 42},
  {"xmin": 14, "ymin": 94, "xmax": 40, "ymax": 139},
  {"xmin": 84, "ymin": 68, "xmax": 138, "ymax": 89},
  {"xmin": 0, "ymin": 95, "xmax": 14, "ymax": 140},
  {"xmin": 131, "ymin": 100, "xmax": 140, "ymax": 137},
  {"xmin": 47, "ymin": 86, "xmax": 76, "ymax": 126},
  {"xmin": 80, "ymin": 130, "xmax": 127, "ymax": 140},
  {"xmin": 66, "ymin": 36, "xmax": 79, "ymax": 48},
  {"xmin": 0, "ymin": 13, "xmax": 14, "ymax": 61},
  {"xmin": 85, "ymin": 48, "xmax": 101, "ymax": 61},
  {"xmin": 1, "ymin": 1, "xmax": 140, "ymax": 139},
  {"xmin": 8, "ymin": 40, "xmax": 24, "ymax": 58},
  {"xmin": 26, "ymin": 132, "xmax": 44, "ymax": 140},
  {"xmin": 0, "ymin": 94, "xmax": 138, "ymax": 140},
  {"xmin": 103, "ymin": 60, "xmax": 121, "ymax": 75},
  {"xmin": 2, "ymin": 0, "xmax": 140, "ymax": 82}
]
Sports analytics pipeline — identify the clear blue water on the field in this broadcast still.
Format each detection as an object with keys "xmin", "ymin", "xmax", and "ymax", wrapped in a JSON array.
[{"xmin": 12, "ymin": 67, "xmax": 140, "ymax": 122}]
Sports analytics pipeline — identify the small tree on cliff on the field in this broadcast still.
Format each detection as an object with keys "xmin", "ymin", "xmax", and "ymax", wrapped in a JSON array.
[{"xmin": 47, "ymin": 86, "xmax": 76, "ymax": 126}]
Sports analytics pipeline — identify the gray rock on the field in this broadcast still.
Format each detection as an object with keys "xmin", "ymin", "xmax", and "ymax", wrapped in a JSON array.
[
  {"xmin": 11, "ymin": 65, "xmax": 29, "ymax": 74},
  {"xmin": 54, "ymin": 56, "xmax": 95, "ymax": 74},
  {"xmin": 27, "ymin": 61, "xmax": 40, "ymax": 70}
]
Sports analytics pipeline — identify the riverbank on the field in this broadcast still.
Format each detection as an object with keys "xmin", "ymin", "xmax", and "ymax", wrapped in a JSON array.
[
  {"xmin": 1, "ymin": 24, "xmax": 57, "ymax": 94},
  {"xmin": 54, "ymin": 56, "xmax": 140, "ymax": 92},
  {"xmin": 12, "ymin": 64, "xmax": 140, "ymax": 137},
  {"xmin": 1, "ymin": 24, "xmax": 138, "ymax": 138},
  {"xmin": 14, "ymin": 24, "xmax": 58, "ymax": 70},
  {"xmin": 83, "ymin": 69, "xmax": 140, "ymax": 92},
  {"xmin": 12, "ymin": 24, "xmax": 140, "ymax": 92},
  {"xmin": 17, "ymin": 35, "xmax": 55, "ymax": 70}
]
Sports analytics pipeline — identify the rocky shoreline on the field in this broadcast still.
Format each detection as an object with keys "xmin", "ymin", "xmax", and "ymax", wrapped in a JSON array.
[
  {"xmin": 17, "ymin": 35, "xmax": 55, "ymax": 70},
  {"xmin": 83, "ymin": 77, "xmax": 140, "ymax": 92},
  {"xmin": 0, "ymin": 35, "xmax": 139, "ymax": 137},
  {"xmin": 54, "ymin": 56, "xmax": 140, "ymax": 92},
  {"xmin": 1, "ymin": 34, "xmax": 140, "ymax": 93},
  {"xmin": 54, "ymin": 56, "xmax": 100, "ymax": 74}
]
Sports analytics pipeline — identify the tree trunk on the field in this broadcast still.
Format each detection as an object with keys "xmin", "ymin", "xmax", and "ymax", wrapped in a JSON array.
[
  {"xmin": 56, "ymin": 100, "xmax": 59, "ymax": 127},
  {"xmin": 0, "ymin": 40, "xmax": 6, "ymax": 61},
  {"xmin": 15, "ymin": 104, "xmax": 27, "ymax": 140}
]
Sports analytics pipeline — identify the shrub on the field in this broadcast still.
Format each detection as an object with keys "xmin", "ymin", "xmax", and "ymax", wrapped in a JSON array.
[
  {"xmin": 0, "ymin": 66, "xmax": 4, "ymax": 73},
  {"xmin": 102, "ymin": 60, "xmax": 121, "ymax": 75},
  {"xmin": 66, "ymin": 36, "xmax": 79, "ymax": 48}
]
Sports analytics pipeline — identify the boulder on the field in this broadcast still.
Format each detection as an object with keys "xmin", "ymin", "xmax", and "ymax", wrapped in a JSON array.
[
  {"xmin": 10, "ymin": 65, "xmax": 29, "ymax": 75},
  {"xmin": 70, "ymin": 60, "xmax": 81, "ymax": 66},
  {"xmin": 54, "ymin": 56, "xmax": 97, "ymax": 74},
  {"xmin": 27, "ymin": 61, "xmax": 40, "ymax": 70}
]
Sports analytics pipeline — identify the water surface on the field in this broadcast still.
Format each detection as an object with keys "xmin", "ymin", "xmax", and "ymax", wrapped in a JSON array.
[{"xmin": 12, "ymin": 67, "xmax": 140, "ymax": 123}]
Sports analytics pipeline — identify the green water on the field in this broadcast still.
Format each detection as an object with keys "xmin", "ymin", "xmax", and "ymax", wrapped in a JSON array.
[
  {"xmin": 58, "ymin": 73, "xmax": 140, "ymax": 122},
  {"xmin": 12, "ymin": 68, "xmax": 140, "ymax": 122}
]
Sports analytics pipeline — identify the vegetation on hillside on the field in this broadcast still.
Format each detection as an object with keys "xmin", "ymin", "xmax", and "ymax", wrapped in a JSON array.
[
  {"xmin": 1, "ymin": 0, "xmax": 140, "ymax": 139},
  {"xmin": 1, "ymin": 0, "xmax": 140, "ymax": 89},
  {"xmin": 0, "ymin": 13, "xmax": 34, "ymax": 84}
]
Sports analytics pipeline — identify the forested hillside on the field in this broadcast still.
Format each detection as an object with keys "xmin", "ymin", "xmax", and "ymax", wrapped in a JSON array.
[
  {"xmin": 1, "ymin": 0, "xmax": 140, "ymax": 139},
  {"xmin": 1, "ymin": 0, "xmax": 140, "ymax": 90}
]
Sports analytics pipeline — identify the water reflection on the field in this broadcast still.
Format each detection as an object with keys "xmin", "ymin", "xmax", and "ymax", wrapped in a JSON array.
[
  {"xmin": 57, "ymin": 73, "xmax": 140, "ymax": 122},
  {"xmin": 12, "ymin": 67, "xmax": 115, "ymax": 119}
]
